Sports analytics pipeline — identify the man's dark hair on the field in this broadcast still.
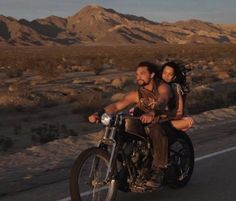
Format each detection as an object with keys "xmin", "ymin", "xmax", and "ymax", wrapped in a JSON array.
[{"xmin": 137, "ymin": 61, "xmax": 161, "ymax": 80}]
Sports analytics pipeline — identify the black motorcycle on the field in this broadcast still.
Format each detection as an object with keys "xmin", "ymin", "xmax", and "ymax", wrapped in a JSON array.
[{"xmin": 70, "ymin": 112, "xmax": 194, "ymax": 201}]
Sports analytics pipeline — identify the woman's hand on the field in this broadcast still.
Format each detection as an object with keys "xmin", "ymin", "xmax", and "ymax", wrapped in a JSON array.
[{"xmin": 140, "ymin": 111, "xmax": 155, "ymax": 124}]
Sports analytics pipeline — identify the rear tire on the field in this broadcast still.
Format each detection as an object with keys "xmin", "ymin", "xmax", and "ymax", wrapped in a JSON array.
[
  {"xmin": 70, "ymin": 147, "xmax": 118, "ymax": 201},
  {"xmin": 167, "ymin": 131, "xmax": 194, "ymax": 188}
]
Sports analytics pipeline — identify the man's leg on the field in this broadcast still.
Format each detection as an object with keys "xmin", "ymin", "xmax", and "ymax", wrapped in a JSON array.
[
  {"xmin": 146, "ymin": 123, "xmax": 168, "ymax": 188},
  {"xmin": 149, "ymin": 123, "xmax": 168, "ymax": 168}
]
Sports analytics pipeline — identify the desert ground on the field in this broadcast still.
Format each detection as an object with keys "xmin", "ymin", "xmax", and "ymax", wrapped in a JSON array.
[
  {"xmin": 0, "ymin": 44, "xmax": 235, "ymax": 153},
  {"xmin": 0, "ymin": 44, "xmax": 236, "ymax": 199}
]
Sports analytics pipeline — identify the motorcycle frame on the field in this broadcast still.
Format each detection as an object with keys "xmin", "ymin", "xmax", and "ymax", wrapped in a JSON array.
[{"xmin": 97, "ymin": 114, "xmax": 152, "ymax": 185}]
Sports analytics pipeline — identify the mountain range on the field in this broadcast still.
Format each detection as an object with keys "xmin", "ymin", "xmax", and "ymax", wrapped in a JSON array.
[{"xmin": 1, "ymin": 5, "xmax": 236, "ymax": 46}]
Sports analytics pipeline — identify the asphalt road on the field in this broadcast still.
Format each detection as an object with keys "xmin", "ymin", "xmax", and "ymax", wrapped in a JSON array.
[
  {"xmin": 1, "ymin": 119, "xmax": 236, "ymax": 201},
  {"xmin": 116, "ymin": 149, "xmax": 236, "ymax": 201}
]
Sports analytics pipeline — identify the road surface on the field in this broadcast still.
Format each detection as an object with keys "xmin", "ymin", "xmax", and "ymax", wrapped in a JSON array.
[{"xmin": 1, "ymin": 118, "xmax": 236, "ymax": 201}]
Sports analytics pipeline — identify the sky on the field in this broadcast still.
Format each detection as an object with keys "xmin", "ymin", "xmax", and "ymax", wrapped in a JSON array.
[{"xmin": 0, "ymin": 0, "xmax": 235, "ymax": 24}]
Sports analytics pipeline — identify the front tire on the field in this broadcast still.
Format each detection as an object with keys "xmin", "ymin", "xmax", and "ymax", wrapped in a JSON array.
[{"xmin": 70, "ymin": 147, "xmax": 118, "ymax": 201}]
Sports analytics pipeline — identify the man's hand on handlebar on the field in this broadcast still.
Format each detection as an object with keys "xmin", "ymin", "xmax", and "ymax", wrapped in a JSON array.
[
  {"xmin": 88, "ymin": 113, "xmax": 100, "ymax": 123},
  {"xmin": 140, "ymin": 111, "xmax": 155, "ymax": 124}
]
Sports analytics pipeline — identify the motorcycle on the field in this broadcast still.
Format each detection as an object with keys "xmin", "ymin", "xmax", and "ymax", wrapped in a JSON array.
[{"xmin": 70, "ymin": 112, "xmax": 194, "ymax": 201}]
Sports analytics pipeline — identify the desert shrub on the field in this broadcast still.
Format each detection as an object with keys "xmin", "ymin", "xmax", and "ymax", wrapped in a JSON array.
[
  {"xmin": 227, "ymin": 91, "xmax": 236, "ymax": 105},
  {"xmin": 5, "ymin": 67, "xmax": 23, "ymax": 78},
  {"xmin": 90, "ymin": 64, "xmax": 103, "ymax": 75},
  {"xmin": 186, "ymin": 88, "xmax": 236, "ymax": 114},
  {"xmin": 228, "ymin": 67, "xmax": 236, "ymax": 77},
  {"xmin": 31, "ymin": 123, "xmax": 77, "ymax": 144},
  {"xmin": 39, "ymin": 98, "xmax": 59, "ymax": 108},
  {"xmin": 29, "ymin": 57, "xmax": 60, "ymax": 77},
  {"xmin": 8, "ymin": 80, "xmax": 31, "ymax": 96},
  {"xmin": 192, "ymin": 73, "xmax": 220, "ymax": 85},
  {"xmin": 0, "ymin": 136, "xmax": 14, "ymax": 151},
  {"xmin": 72, "ymin": 89, "xmax": 104, "ymax": 115},
  {"xmin": 14, "ymin": 124, "xmax": 22, "ymax": 135},
  {"xmin": 90, "ymin": 58, "xmax": 104, "ymax": 75}
]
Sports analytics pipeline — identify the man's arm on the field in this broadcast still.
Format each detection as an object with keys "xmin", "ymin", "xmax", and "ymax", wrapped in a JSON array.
[
  {"xmin": 105, "ymin": 91, "xmax": 138, "ymax": 114},
  {"xmin": 88, "ymin": 91, "xmax": 138, "ymax": 123}
]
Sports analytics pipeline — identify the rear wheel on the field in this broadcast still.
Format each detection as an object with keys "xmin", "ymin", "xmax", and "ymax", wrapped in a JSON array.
[
  {"xmin": 167, "ymin": 132, "xmax": 194, "ymax": 188},
  {"xmin": 70, "ymin": 147, "xmax": 117, "ymax": 201}
]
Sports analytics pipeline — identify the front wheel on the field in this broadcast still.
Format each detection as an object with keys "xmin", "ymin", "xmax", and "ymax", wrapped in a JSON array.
[
  {"xmin": 167, "ymin": 131, "xmax": 194, "ymax": 188},
  {"xmin": 70, "ymin": 147, "xmax": 118, "ymax": 201}
]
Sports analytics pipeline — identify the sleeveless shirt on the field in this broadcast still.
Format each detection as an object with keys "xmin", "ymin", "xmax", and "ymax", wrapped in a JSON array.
[{"xmin": 136, "ymin": 81, "xmax": 166, "ymax": 113}]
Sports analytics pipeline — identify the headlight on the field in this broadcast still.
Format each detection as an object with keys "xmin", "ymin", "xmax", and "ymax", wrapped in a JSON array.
[{"xmin": 101, "ymin": 113, "xmax": 112, "ymax": 126}]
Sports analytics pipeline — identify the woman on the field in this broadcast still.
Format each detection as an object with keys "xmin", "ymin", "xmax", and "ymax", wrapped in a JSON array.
[{"xmin": 161, "ymin": 61, "xmax": 194, "ymax": 131}]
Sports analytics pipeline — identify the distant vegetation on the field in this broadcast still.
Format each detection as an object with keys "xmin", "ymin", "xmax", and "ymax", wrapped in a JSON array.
[
  {"xmin": 0, "ymin": 44, "xmax": 235, "ymax": 74},
  {"xmin": 0, "ymin": 44, "xmax": 235, "ymax": 84},
  {"xmin": 0, "ymin": 44, "xmax": 236, "ymax": 152}
]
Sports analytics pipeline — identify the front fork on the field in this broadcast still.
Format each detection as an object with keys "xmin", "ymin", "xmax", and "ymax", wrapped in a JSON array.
[{"xmin": 97, "ymin": 126, "xmax": 119, "ymax": 183}]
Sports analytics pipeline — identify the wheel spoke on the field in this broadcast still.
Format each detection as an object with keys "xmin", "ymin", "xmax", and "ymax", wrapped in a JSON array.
[{"xmin": 70, "ymin": 148, "xmax": 117, "ymax": 201}]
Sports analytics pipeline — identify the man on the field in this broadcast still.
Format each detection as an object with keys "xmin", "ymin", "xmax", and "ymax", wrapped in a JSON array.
[{"xmin": 88, "ymin": 61, "xmax": 171, "ymax": 188}]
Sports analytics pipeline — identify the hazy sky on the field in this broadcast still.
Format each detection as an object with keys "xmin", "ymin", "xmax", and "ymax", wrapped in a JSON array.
[{"xmin": 0, "ymin": 0, "xmax": 235, "ymax": 23}]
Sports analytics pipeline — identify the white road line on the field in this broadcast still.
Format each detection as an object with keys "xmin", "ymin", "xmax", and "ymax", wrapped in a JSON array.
[
  {"xmin": 57, "ymin": 197, "xmax": 70, "ymax": 201},
  {"xmin": 80, "ymin": 186, "xmax": 108, "ymax": 197},
  {"xmin": 56, "ymin": 145, "xmax": 236, "ymax": 201},
  {"xmin": 195, "ymin": 146, "xmax": 236, "ymax": 161}
]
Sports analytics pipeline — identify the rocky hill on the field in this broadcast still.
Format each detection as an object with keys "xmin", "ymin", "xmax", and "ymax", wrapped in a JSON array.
[{"xmin": 0, "ymin": 5, "xmax": 236, "ymax": 46}]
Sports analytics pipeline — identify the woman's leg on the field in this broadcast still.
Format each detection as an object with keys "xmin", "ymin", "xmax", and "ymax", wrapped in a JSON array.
[{"xmin": 171, "ymin": 117, "xmax": 194, "ymax": 131}]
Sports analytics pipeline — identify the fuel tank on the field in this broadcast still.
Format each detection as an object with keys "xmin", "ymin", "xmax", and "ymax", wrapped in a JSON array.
[{"xmin": 123, "ymin": 118, "xmax": 148, "ymax": 141}]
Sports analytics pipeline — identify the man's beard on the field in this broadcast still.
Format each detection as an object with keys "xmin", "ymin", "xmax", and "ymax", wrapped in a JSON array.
[{"xmin": 137, "ymin": 79, "xmax": 151, "ymax": 86}]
